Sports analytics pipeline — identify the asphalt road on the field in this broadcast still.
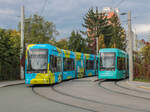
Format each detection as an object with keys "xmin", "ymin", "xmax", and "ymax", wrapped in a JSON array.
[
  {"xmin": 0, "ymin": 84, "xmax": 92, "ymax": 112},
  {"xmin": 1, "ymin": 77, "xmax": 150, "ymax": 112}
]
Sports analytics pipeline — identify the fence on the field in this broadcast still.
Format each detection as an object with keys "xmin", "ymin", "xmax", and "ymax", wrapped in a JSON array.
[{"xmin": 0, "ymin": 61, "xmax": 20, "ymax": 81}]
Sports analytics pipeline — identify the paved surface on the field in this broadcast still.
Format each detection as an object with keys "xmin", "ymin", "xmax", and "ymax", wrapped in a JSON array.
[
  {"xmin": 0, "ymin": 80, "xmax": 24, "ymax": 87},
  {"xmin": 102, "ymin": 80, "xmax": 150, "ymax": 99},
  {"xmin": 35, "ymin": 77, "xmax": 150, "ymax": 112},
  {"xmin": 1, "ymin": 78, "xmax": 150, "ymax": 112},
  {"xmin": 0, "ymin": 84, "xmax": 92, "ymax": 112},
  {"xmin": 126, "ymin": 80, "xmax": 150, "ymax": 91}
]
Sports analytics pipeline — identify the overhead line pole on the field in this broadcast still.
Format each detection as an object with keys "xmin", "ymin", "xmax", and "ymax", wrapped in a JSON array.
[
  {"xmin": 97, "ymin": 37, "xmax": 99, "ymax": 55},
  {"xmin": 20, "ymin": 6, "xmax": 25, "ymax": 80},
  {"xmin": 128, "ymin": 11, "xmax": 133, "ymax": 81}
]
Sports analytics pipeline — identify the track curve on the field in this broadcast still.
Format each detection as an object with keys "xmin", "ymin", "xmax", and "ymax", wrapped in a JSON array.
[
  {"xmin": 99, "ymin": 80, "xmax": 150, "ymax": 100},
  {"xmin": 115, "ymin": 80, "xmax": 150, "ymax": 94},
  {"xmin": 32, "ymin": 86, "xmax": 97, "ymax": 112},
  {"xmin": 33, "ymin": 77, "xmax": 150, "ymax": 112},
  {"xmin": 1, "ymin": 78, "xmax": 150, "ymax": 112},
  {"xmin": 0, "ymin": 84, "xmax": 95, "ymax": 112}
]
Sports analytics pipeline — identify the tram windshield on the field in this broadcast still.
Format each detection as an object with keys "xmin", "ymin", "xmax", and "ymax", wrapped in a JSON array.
[
  {"xmin": 27, "ymin": 49, "xmax": 48, "ymax": 73},
  {"xmin": 100, "ymin": 53, "xmax": 115, "ymax": 70}
]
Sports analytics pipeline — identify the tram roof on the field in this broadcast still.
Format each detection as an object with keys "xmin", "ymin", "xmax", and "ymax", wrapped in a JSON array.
[
  {"xmin": 27, "ymin": 44, "xmax": 56, "ymax": 50},
  {"xmin": 99, "ymin": 48, "xmax": 127, "ymax": 54}
]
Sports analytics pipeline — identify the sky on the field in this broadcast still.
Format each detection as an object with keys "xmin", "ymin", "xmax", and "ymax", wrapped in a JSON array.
[{"xmin": 0, "ymin": 0, "xmax": 150, "ymax": 41}]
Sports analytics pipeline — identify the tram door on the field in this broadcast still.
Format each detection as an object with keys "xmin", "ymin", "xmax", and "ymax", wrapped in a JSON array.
[{"xmin": 76, "ymin": 59, "xmax": 84, "ymax": 78}]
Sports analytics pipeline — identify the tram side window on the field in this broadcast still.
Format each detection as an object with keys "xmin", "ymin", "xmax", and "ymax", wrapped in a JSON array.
[
  {"xmin": 117, "ymin": 57, "xmax": 126, "ymax": 70},
  {"xmin": 86, "ymin": 60, "xmax": 94, "ymax": 70},
  {"xmin": 50, "ymin": 55, "xmax": 62, "ymax": 72},
  {"xmin": 63, "ymin": 58, "xmax": 74, "ymax": 71},
  {"xmin": 57, "ymin": 57, "xmax": 62, "ymax": 72}
]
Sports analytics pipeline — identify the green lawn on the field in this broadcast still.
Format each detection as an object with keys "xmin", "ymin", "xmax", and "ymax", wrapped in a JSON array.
[{"xmin": 134, "ymin": 78, "xmax": 150, "ymax": 83}]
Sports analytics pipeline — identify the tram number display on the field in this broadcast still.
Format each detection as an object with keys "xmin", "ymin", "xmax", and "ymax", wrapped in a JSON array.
[
  {"xmin": 29, "ymin": 50, "xmax": 47, "ymax": 55},
  {"xmin": 101, "ymin": 53, "xmax": 115, "ymax": 57}
]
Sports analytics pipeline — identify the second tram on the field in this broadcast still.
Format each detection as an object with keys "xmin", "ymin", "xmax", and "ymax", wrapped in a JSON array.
[{"xmin": 98, "ymin": 48, "xmax": 129, "ymax": 79}]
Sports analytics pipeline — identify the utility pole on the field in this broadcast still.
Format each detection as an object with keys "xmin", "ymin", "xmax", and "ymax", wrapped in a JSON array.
[
  {"xmin": 20, "ymin": 6, "xmax": 24, "ymax": 80},
  {"xmin": 128, "ymin": 11, "xmax": 133, "ymax": 81},
  {"xmin": 96, "ymin": 37, "xmax": 99, "ymax": 55}
]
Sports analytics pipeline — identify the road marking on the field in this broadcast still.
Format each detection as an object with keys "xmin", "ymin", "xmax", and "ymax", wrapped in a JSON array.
[
  {"xmin": 126, "ymin": 81, "xmax": 150, "ymax": 91},
  {"xmin": 138, "ymin": 86, "xmax": 150, "ymax": 90}
]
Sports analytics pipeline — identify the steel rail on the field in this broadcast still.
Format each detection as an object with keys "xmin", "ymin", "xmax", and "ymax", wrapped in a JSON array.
[
  {"xmin": 32, "ymin": 86, "xmax": 97, "ymax": 112},
  {"xmin": 115, "ymin": 80, "xmax": 150, "ymax": 94},
  {"xmin": 99, "ymin": 80, "xmax": 150, "ymax": 101},
  {"xmin": 51, "ymin": 79, "xmax": 147, "ymax": 112}
]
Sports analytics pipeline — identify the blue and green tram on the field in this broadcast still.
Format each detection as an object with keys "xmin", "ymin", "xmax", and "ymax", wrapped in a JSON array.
[
  {"xmin": 61, "ymin": 49, "xmax": 75, "ymax": 80},
  {"xmin": 25, "ymin": 44, "xmax": 97, "ymax": 85},
  {"xmin": 98, "ymin": 48, "xmax": 129, "ymax": 79},
  {"xmin": 84, "ymin": 54, "xmax": 96, "ymax": 77},
  {"xmin": 25, "ymin": 44, "xmax": 63, "ymax": 84},
  {"xmin": 75, "ymin": 52, "xmax": 85, "ymax": 78}
]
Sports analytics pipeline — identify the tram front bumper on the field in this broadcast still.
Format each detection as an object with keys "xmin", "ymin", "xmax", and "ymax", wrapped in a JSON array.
[
  {"xmin": 25, "ymin": 78, "xmax": 50, "ymax": 84},
  {"xmin": 98, "ymin": 71, "xmax": 116, "ymax": 79}
]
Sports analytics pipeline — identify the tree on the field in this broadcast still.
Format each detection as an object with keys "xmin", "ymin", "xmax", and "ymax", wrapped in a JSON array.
[
  {"xmin": 98, "ymin": 34, "xmax": 106, "ymax": 49},
  {"xmin": 19, "ymin": 14, "xmax": 59, "ymax": 44},
  {"xmin": 141, "ymin": 42, "xmax": 150, "ymax": 63},
  {"xmin": 0, "ymin": 29, "xmax": 17, "ymax": 65},
  {"xmin": 55, "ymin": 38, "xmax": 68, "ymax": 50},
  {"xmin": 82, "ymin": 7, "xmax": 113, "ymax": 53},
  {"xmin": 0, "ymin": 14, "xmax": 59, "ymax": 80},
  {"xmin": 68, "ymin": 30, "xmax": 88, "ymax": 53},
  {"xmin": 109, "ymin": 14, "xmax": 126, "ymax": 50},
  {"xmin": 134, "ymin": 40, "xmax": 150, "ymax": 80},
  {"xmin": 0, "ymin": 29, "xmax": 20, "ymax": 80},
  {"xmin": 83, "ymin": 7, "xmax": 127, "ymax": 52}
]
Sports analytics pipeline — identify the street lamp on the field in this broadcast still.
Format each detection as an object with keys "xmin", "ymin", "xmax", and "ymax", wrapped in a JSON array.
[{"xmin": 120, "ymin": 12, "xmax": 127, "ymax": 15}]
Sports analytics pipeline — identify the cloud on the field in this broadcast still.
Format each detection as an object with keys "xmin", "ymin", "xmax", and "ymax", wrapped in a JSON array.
[
  {"xmin": 0, "ymin": 0, "xmax": 150, "ymax": 41},
  {"xmin": 133, "ymin": 24, "xmax": 150, "ymax": 34},
  {"xmin": 0, "ymin": 9, "xmax": 15, "ymax": 15},
  {"xmin": 0, "ymin": 0, "xmax": 21, "ymax": 4}
]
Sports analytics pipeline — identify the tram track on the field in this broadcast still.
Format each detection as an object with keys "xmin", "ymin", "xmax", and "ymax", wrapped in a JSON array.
[
  {"xmin": 32, "ymin": 86, "xmax": 97, "ymax": 112},
  {"xmin": 49, "ymin": 79, "xmax": 149, "ymax": 112},
  {"xmin": 1, "ymin": 79, "xmax": 150, "ymax": 112},
  {"xmin": 99, "ymin": 80, "xmax": 150, "ymax": 101},
  {"xmin": 31, "ymin": 79, "xmax": 150, "ymax": 112},
  {"xmin": 114, "ymin": 80, "xmax": 150, "ymax": 94}
]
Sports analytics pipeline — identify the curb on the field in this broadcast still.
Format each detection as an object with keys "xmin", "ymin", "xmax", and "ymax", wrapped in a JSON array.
[
  {"xmin": 126, "ymin": 81, "xmax": 136, "ymax": 87},
  {"xmin": 0, "ymin": 80, "xmax": 25, "ymax": 88},
  {"xmin": 126, "ymin": 80, "xmax": 150, "ymax": 90}
]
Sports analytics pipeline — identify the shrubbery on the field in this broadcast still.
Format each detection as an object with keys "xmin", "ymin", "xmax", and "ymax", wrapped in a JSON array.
[{"xmin": 134, "ymin": 41, "xmax": 150, "ymax": 80}]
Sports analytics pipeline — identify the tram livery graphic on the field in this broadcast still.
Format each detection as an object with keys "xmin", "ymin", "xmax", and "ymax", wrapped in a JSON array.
[
  {"xmin": 98, "ymin": 48, "xmax": 129, "ymax": 79},
  {"xmin": 25, "ymin": 44, "xmax": 96, "ymax": 84},
  {"xmin": 25, "ymin": 44, "xmax": 129, "ymax": 84}
]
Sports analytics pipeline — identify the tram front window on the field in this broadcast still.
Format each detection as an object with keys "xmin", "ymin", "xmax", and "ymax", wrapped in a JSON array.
[
  {"xmin": 27, "ymin": 49, "xmax": 48, "ymax": 73},
  {"xmin": 100, "ymin": 53, "xmax": 115, "ymax": 71}
]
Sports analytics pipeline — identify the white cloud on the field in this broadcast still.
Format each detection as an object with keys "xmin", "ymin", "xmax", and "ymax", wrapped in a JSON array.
[
  {"xmin": 0, "ymin": 9, "xmax": 15, "ymax": 15},
  {"xmin": 0, "ymin": 0, "xmax": 21, "ymax": 4},
  {"xmin": 133, "ymin": 24, "xmax": 150, "ymax": 34}
]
